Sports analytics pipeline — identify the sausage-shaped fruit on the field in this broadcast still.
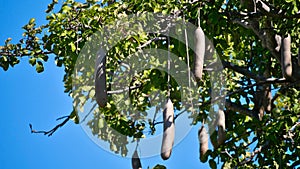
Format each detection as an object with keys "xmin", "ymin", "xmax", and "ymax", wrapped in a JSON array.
[
  {"xmin": 281, "ymin": 34, "xmax": 292, "ymax": 78},
  {"xmin": 275, "ymin": 34, "xmax": 281, "ymax": 52},
  {"xmin": 95, "ymin": 49, "xmax": 107, "ymax": 107},
  {"xmin": 194, "ymin": 27, "xmax": 205, "ymax": 80},
  {"xmin": 132, "ymin": 150, "xmax": 142, "ymax": 169},
  {"xmin": 161, "ymin": 99, "xmax": 175, "ymax": 160},
  {"xmin": 198, "ymin": 125, "xmax": 208, "ymax": 162},
  {"xmin": 217, "ymin": 109, "xmax": 226, "ymax": 145}
]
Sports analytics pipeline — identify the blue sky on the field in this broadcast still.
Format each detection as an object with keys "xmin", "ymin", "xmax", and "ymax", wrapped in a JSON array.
[{"xmin": 0, "ymin": 0, "xmax": 211, "ymax": 169}]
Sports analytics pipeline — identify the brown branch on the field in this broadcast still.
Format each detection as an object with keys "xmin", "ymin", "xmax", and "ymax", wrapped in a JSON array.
[
  {"xmin": 229, "ymin": 0, "xmax": 282, "ymax": 62},
  {"xmin": 238, "ymin": 141, "xmax": 270, "ymax": 166},
  {"xmin": 136, "ymin": 37, "xmax": 166, "ymax": 50},
  {"xmin": 0, "ymin": 51, "xmax": 52, "ymax": 57},
  {"xmin": 107, "ymin": 84, "xmax": 142, "ymax": 94},
  {"xmin": 256, "ymin": 0, "xmax": 300, "ymax": 19},
  {"xmin": 225, "ymin": 100, "xmax": 257, "ymax": 118},
  {"xmin": 230, "ymin": 2, "xmax": 300, "ymax": 19},
  {"xmin": 205, "ymin": 77, "xmax": 288, "ymax": 109},
  {"xmin": 289, "ymin": 122, "xmax": 300, "ymax": 132},
  {"xmin": 239, "ymin": 147, "xmax": 262, "ymax": 165},
  {"xmin": 29, "ymin": 115, "xmax": 70, "ymax": 136},
  {"xmin": 256, "ymin": 0, "xmax": 270, "ymax": 12},
  {"xmin": 222, "ymin": 61, "xmax": 265, "ymax": 81},
  {"xmin": 221, "ymin": 150, "xmax": 233, "ymax": 159},
  {"xmin": 151, "ymin": 77, "xmax": 279, "ymax": 123},
  {"xmin": 232, "ymin": 17, "xmax": 280, "ymax": 61},
  {"xmin": 283, "ymin": 121, "xmax": 300, "ymax": 144},
  {"xmin": 225, "ymin": 130, "xmax": 252, "ymax": 146},
  {"xmin": 214, "ymin": 78, "xmax": 289, "ymax": 119},
  {"xmin": 153, "ymin": 109, "xmax": 186, "ymax": 126}
]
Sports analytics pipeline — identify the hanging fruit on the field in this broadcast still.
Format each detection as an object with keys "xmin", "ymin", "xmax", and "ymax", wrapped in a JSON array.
[
  {"xmin": 281, "ymin": 34, "xmax": 292, "ymax": 79},
  {"xmin": 198, "ymin": 125, "xmax": 208, "ymax": 162},
  {"xmin": 161, "ymin": 99, "xmax": 175, "ymax": 160},
  {"xmin": 194, "ymin": 26, "xmax": 205, "ymax": 80},
  {"xmin": 95, "ymin": 50, "xmax": 107, "ymax": 107},
  {"xmin": 131, "ymin": 150, "xmax": 142, "ymax": 169},
  {"xmin": 217, "ymin": 109, "xmax": 226, "ymax": 145},
  {"xmin": 275, "ymin": 34, "xmax": 281, "ymax": 52}
]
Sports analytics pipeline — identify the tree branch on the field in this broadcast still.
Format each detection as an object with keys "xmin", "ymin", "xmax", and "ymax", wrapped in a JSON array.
[
  {"xmin": 222, "ymin": 61, "xmax": 265, "ymax": 81},
  {"xmin": 256, "ymin": 0, "xmax": 271, "ymax": 13},
  {"xmin": 107, "ymin": 84, "xmax": 142, "ymax": 94},
  {"xmin": 238, "ymin": 140, "xmax": 270, "ymax": 166},
  {"xmin": 206, "ymin": 77, "xmax": 288, "ymax": 109},
  {"xmin": 232, "ymin": 17, "xmax": 280, "ymax": 61},
  {"xmin": 153, "ymin": 109, "xmax": 186, "ymax": 126},
  {"xmin": 136, "ymin": 37, "xmax": 166, "ymax": 50},
  {"xmin": 225, "ymin": 100, "xmax": 257, "ymax": 118},
  {"xmin": 0, "ymin": 51, "xmax": 52, "ymax": 57},
  {"xmin": 283, "ymin": 121, "xmax": 300, "ymax": 144},
  {"xmin": 229, "ymin": 1, "xmax": 282, "ymax": 62},
  {"xmin": 29, "ymin": 115, "xmax": 70, "ymax": 136}
]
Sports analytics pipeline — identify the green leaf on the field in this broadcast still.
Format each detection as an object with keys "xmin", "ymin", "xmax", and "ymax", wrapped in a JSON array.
[
  {"xmin": 40, "ymin": 55, "xmax": 49, "ymax": 62},
  {"xmin": 29, "ymin": 57, "xmax": 36, "ymax": 66},
  {"xmin": 153, "ymin": 164, "xmax": 166, "ymax": 169},
  {"xmin": 223, "ymin": 161, "xmax": 232, "ymax": 169},
  {"xmin": 62, "ymin": 5, "xmax": 72, "ymax": 13},
  {"xmin": 292, "ymin": 0, "xmax": 298, "ymax": 14},
  {"xmin": 285, "ymin": 0, "xmax": 294, "ymax": 3},
  {"xmin": 209, "ymin": 159, "xmax": 217, "ymax": 169},
  {"xmin": 70, "ymin": 42, "xmax": 76, "ymax": 52},
  {"xmin": 35, "ymin": 61, "xmax": 44, "ymax": 73},
  {"xmin": 29, "ymin": 18, "xmax": 35, "ymax": 24},
  {"xmin": 98, "ymin": 118, "xmax": 104, "ymax": 128},
  {"xmin": 55, "ymin": 59, "xmax": 63, "ymax": 67},
  {"xmin": 291, "ymin": 116, "xmax": 298, "ymax": 123},
  {"xmin": 70, "ymin": 108, "xmax": 79, "ymax": 124}
]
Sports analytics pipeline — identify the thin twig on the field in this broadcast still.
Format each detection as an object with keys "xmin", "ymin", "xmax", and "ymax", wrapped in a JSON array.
[
  {"xmin": 0, "ymin": 51, "xmax": 52, "ymax": 57},
  {"xmin": 167, "ymin": 30, "xmax": 171, "ymax": 99},
  {"xmin": 56, "ymin": 115, "xmax": 70, "ymax": 121},
  {"xmin": 222, "ymin": 61, "xmax": 265, "ymax": 81},
  {"xmin": 284, "ymin": 122, "xmax": 300, "ymax": 144},
  {"xmin": 136, "ymin": 37, "xmax": 166, "ymax": 50},
  {"xmin": 107, "ymin": 84, "xmax": 142, "ymax": 94},
  {"xmin": 225, "ymin": 100, "xmax": 257, "ymax": 118},
  {"xmin": 221, "ymin": 150, "xmax": 233, "ymax": 159},
  {"xmin": 153, "ymin": 109, "xmax": 187, "ymax": 125},
  {"xmin": 237, "ymin": 141, "xmax": 270, "ymax": 166},
  {"xmin": 205, "ymin": 77, "xmax": 289, "ymax": 108},
  {"xmin": 29, "ymin": 115, "xmax": 70, "ymax": 136},
  {"xmin": 81, "ymin": 103, "xmax": 97, "ymax": 123}
]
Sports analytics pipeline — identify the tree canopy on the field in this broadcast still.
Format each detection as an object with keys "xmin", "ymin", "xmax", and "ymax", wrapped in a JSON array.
[{"xmin": 1, "ymin": 0, "xmax": 300, "ymax": 168}]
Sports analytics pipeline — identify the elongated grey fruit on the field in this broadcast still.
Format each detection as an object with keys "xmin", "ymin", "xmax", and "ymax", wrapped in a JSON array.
[
  {"xmin": 217, "ymin": 109, "xmax": 226, "ymax": 145},
  {"xmin": 198, "ymin": 125, "xmax": 208, "ymax": 162},
  {"xmin": 132, "ymin": 150, "xmax": 142, "ymax": 169},
  {"xmin": 161, "ymin": 99, "xmax": 175, "ymax": 160},
  {"xmin": 281, "ymin": 34, "xmax": 292, "ymax": 78},
  {"xmin": 194, "ymin": 27, "xmax": 205, "ymax": 80},
  {"xmin": 95, "ymin": 49, "xmax": 107, "ymax": 107},
  {"xmin": 275, "ymin": 34, "xmax": 281, "ymax": 52}
]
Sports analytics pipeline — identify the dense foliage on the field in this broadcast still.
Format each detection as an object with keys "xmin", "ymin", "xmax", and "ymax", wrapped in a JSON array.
[{"xmin": 1, "ymin": 0, "xmax": 300, "ymax": 168}]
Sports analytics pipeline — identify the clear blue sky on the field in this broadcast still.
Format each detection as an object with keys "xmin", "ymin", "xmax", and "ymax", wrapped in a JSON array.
[{"xmin": 0, "ymin": 1, "xmax": 211, "ymax": 169}]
